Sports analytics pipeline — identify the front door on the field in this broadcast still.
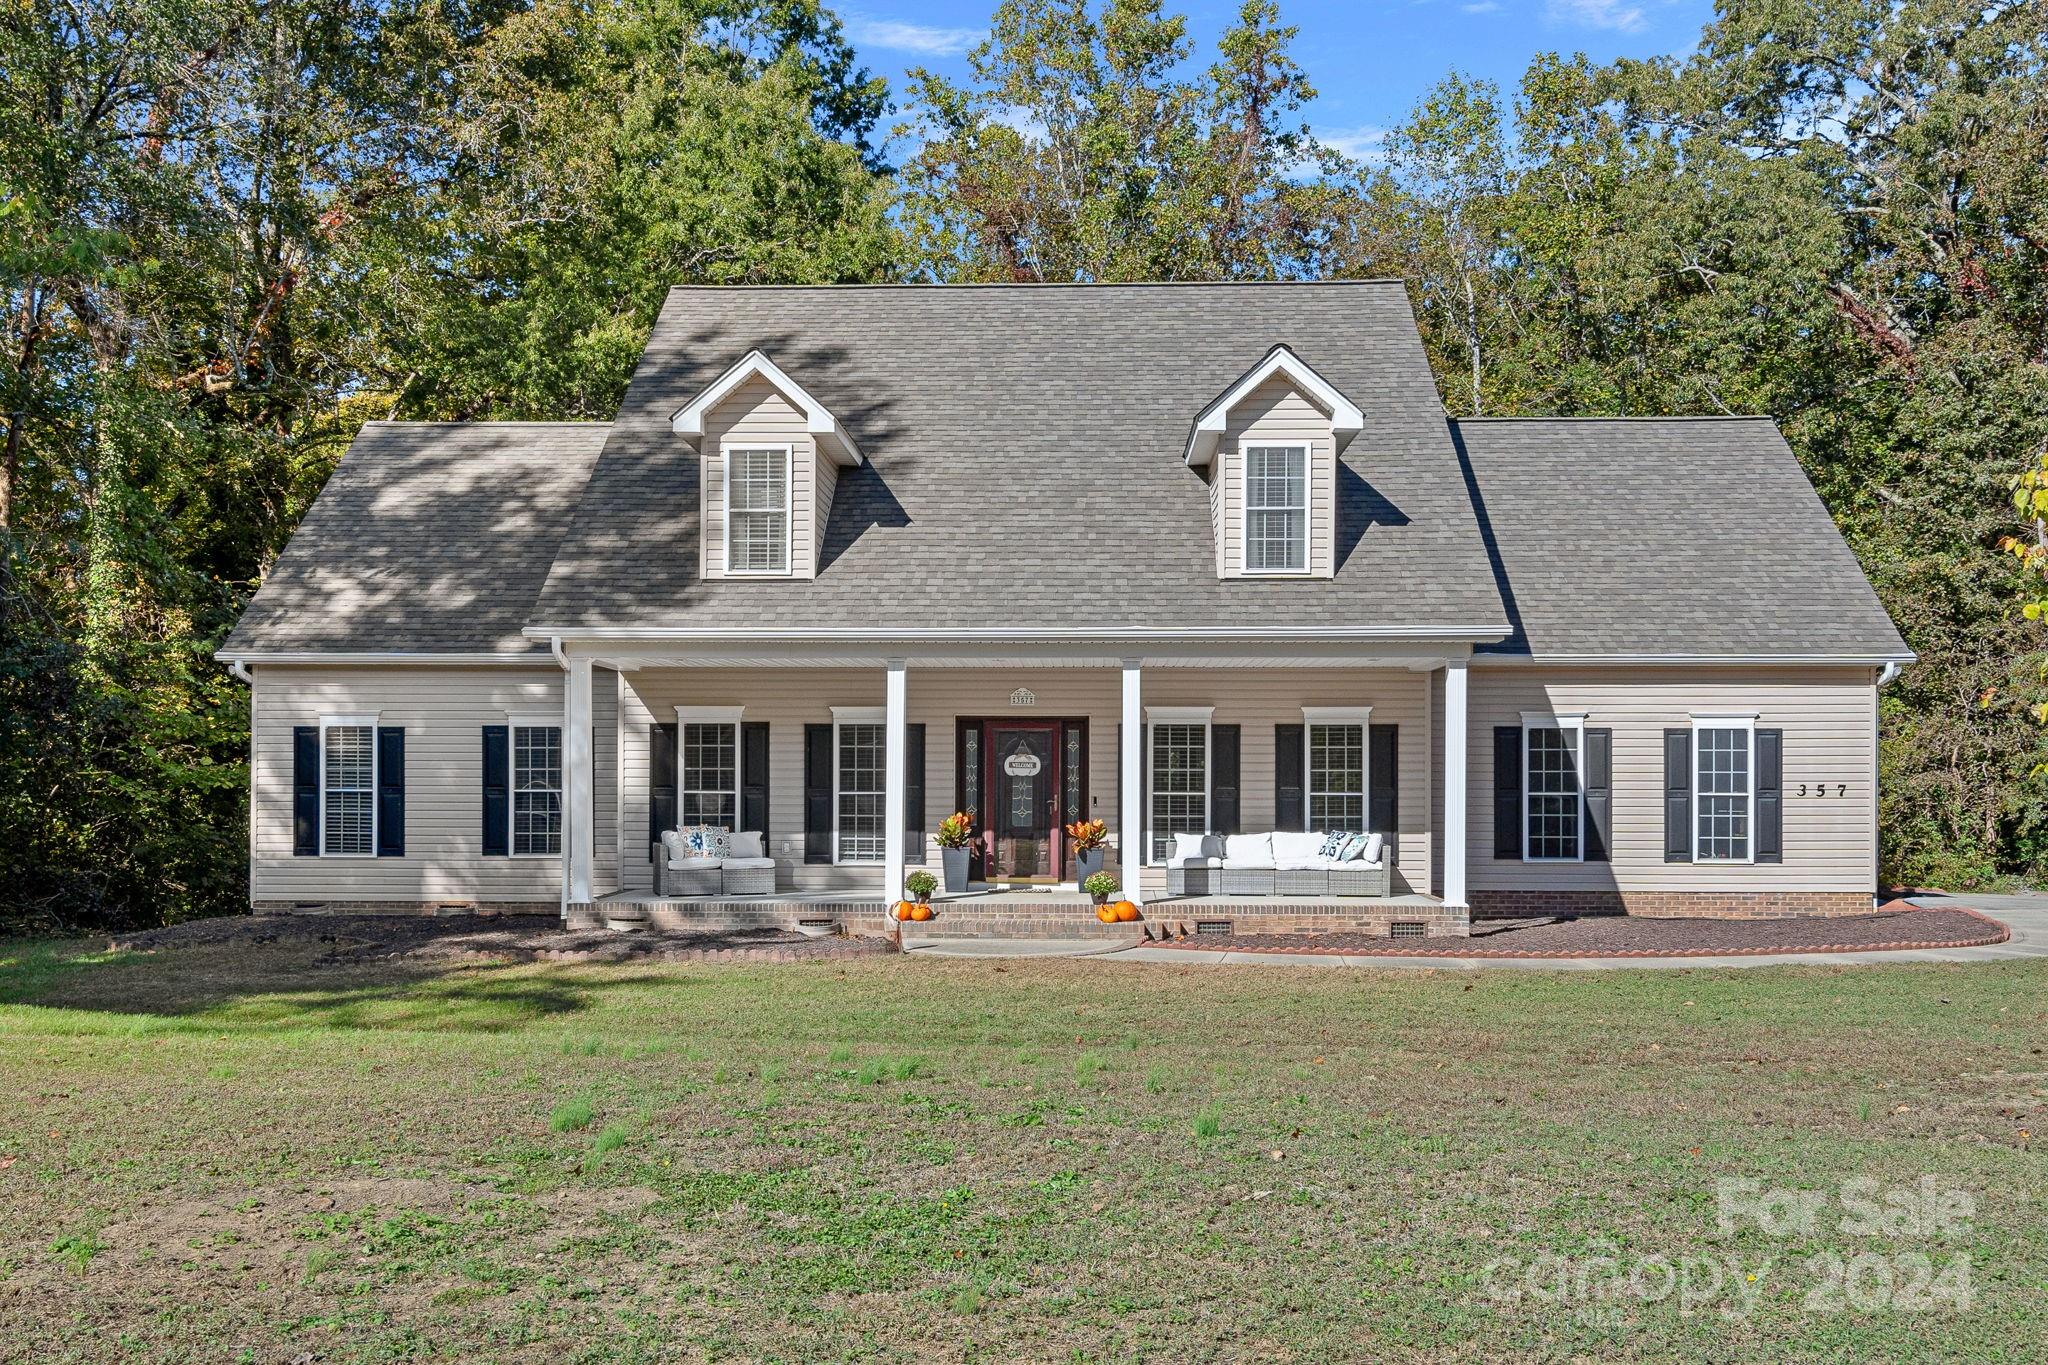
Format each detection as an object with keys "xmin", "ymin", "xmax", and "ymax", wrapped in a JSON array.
[{"xmin": 986, "ymin": 724, "xmax": 1059, "ymax": 881}]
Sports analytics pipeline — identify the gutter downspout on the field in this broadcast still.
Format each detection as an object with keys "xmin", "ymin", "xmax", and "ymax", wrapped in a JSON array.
[{"xmin": 227, "ymin": 658, "xmax": 254, "ymax": 685}]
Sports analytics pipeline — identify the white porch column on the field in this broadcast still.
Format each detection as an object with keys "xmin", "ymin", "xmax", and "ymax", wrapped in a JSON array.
[
  {"xmin": 564, "ymin": 654, "xmax": 594, "ymax": 910},
  {"xmin": 1442, "ymin": 658, "xmax": 1469, "ymax": 910},
  {"xmin": 883, "ymin": 658, "xmax": 908, "ymax": 898},
  {"xmin": 1120, "ymin": 659, "xmax": 1144, "ymax": 905}
]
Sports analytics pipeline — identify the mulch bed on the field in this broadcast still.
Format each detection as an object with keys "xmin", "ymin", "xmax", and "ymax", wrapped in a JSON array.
[
  {"xmin": 1148, "ymin": 904, "xmax": 2010, "ymax": 958},
  {"xmin": 108, "ymin": 913, "xmax": 894, "ymax": 965}
]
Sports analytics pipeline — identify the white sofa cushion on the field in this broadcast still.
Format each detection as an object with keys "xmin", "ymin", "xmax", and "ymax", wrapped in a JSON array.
[
  {"xmin": 1271, "ymin": 831, "xmax": 1329, "ymax": 870},
  {"xmin": 1171, "ymin": 856, "xmax": 1223, "ymax": 869},
  {"xmin": 1221, "ymin": 832, "xmax": 1274, "ymax": 868},
  {"xmin": 1172, "ymin": 832, "xmax": 1223, "ymax": 863},
  {"xmin": 659, "ymin": 830, "xmax": 689, "ymax": 863},
  {"xmin": 720, "ymin": 856, "xmax": 775, "ymax": 870},
  {"xmin": 1361, "ymin": 831, "xmax": 1386, "ymax": 864},
  {"xmin": 728, "ymin": 830, "xmax": 765, "ymax": 859}
]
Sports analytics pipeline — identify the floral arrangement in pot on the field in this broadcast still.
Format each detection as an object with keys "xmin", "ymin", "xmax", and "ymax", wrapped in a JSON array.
[
  {"xmin": 935, "ymin": 812, "xmax": 973, "ymax": 892},
  {"xmin": 903, "ymin": 869, "xmax": 939, "ymax": 906},
  {"xmin": 1081, "ymin": 870, "xmax": 1120, "ymax": 906},
  {"xmin": 1065, "ymin": 818, "xmax": 1109, "ymax": 883}
]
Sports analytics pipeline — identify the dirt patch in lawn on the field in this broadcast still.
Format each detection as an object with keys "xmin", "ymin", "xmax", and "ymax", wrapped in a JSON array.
[
  {"xmin": 1154, "ymin": 905, "xmax": 2009, "ymax": 957},
  {"xmin": 108, "ymin": 913, "xmax": 894, "ymax": 965}
]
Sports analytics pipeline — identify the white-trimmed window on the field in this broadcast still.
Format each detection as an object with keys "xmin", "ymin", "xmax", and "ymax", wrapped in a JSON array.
[
  {"xmin": 1304, "ymin": 707, "xmax": 1370, "ymax": 833},
  {"xmin": 320, "ymin": 717, "xmax": 377, "ymax": 856},
  {"xmin": 678, "ymin": 707, "xmax": 743, "ymax": 831},
  {"xmin": 511, "ymin": 722, "xmax": 562, "ymax": 856},
  {"xmin": 1243, "ymin": 443, "xmax": 1308, "ymax": 573},
  {"xmin": 1147, "ymin": 707, "xmax": 1212, "ymax": 861},
  {"xmin": 833, "ymin": 706, "xmax": 885, "ymax": 863},
  {"xmin": 724, "ymin": 444, "xmax": 790, "ymax": 574},
  {"xmin": 1522, "ymin": 713, "xmax": 1586, "ymax": 863},
  {"xmin": 1693, "ymin": 716, "xmax": 1755, "ymax": 863}
]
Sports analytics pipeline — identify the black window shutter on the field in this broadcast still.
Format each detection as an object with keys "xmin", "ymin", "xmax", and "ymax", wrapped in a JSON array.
[
  {"xmin": 1755, "ymin": 728, "xmax": 1783, "ymax": 863},
  {"xmin": 904, "ymin": 723, "xmax": 927, "ymax": 864},
  {"xmin": 375, "ymin": 726, "xmax": 405, "ymax": 857},
  {"xmin": 1274, "ymin": 723, "xmax": 1305, "ymax": 832},
  {"xmin": 1492, "ymin": 726, "xmax": 1522, "ymax": 859},
  {"xmin": 648, "ymin": 722, "xmax": 677, "ymax": 859},
  {"xmin": 293, "ymin": 726, "xmax": 319, "ymax": 856},
  {"xmin": 739, "ymin": 721, "xmax": 770, "ymax": 837},
  {"xmin": 803, "ymin": 723, "xmax": 833, "ymax": 864},
  {"xmin": 1368, "ymin": 724, "xmax": 1398, "ymax": 834},
  {"xmin": 1211, "ymin": 725, "xmax": 1241, "ymax": 835},
  {"xmin": 1583, "ymin": 728, "xmax": 1612, "ymax": 863},
  {"xmin": 481, "ymin": 726, "xmax": 509, "ymax": 857},
  {"xmin": 1664, "ymin": 728, "xmax": 1692, "ymax": 863}
]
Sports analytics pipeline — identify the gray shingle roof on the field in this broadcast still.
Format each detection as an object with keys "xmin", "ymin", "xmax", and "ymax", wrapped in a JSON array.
[
  {"xmin": 223, "ymin": 422, "xmax": 607, "ymax": 656},
  {"xmin": 1453, "ymin": 417, "xmax": 1910, "ymax": 660},
  {"xmin": 529, "ymin": 281, "xmax": 1512, "ymax": 634}
]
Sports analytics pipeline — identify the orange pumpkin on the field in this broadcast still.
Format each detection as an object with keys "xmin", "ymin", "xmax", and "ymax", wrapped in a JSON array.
[
  {"xmin": 1113, "ymin": 900, "xmax": 1140, "ymax": 922},
  {"xmin": 894, "ymin": 900, "xmax": 918, "ymax": 921},
  {"xmin": 1096, "ymin": 905, "xmax": 1119, "ymax": 923},
  {"xmin": 909, "ymin": 902, "xmax": 935, "ymax": 922}
]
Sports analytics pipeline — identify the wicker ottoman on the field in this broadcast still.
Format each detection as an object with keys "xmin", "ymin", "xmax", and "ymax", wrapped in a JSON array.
[
  {"xmin": 1220, "ymin": 867, "xmax": 1275, "ymax": 896},
  {"xmin": 720, "ymin": 860, "xmax": 775, "ymax": 896},
  {"xmin": 1167, "ymin": 863, "xmax": 1222, "ymax": 896},
  {"xmin": 658, "ymin": 860, "xmax": 721, "ymax": 897}
]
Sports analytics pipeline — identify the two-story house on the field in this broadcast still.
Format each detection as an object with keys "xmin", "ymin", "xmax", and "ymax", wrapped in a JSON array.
[{"xmin": 219, "ymin": 282, "xmax": 1911, "ymax": 937}]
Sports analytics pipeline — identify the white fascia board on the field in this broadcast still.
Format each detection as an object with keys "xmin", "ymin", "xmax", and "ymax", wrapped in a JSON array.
[
  {"xmin": 524, "ymin": 624, "xmax": 1508, "ymax": 644},
  {"xmin": 1473, "ymin": 652, "xmax": 1917, "ymax": 667},
  {"xmin": 214, "ymin": 650, "xmax": 553, "ymax": 666},
  {"xmin": 1183, "ymin": 344, "xmax": 1366, "ymax": 468},
  {"xmin": 669, "ymin": 349, "xmax": 865, "ymax": 466}
]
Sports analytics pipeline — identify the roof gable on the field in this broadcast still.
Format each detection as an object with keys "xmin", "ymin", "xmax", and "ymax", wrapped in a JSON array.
[
  {"xmin": 1184, "ymin": 344, "xmax": 1364, "ymax": 468},
  {"xmin": 670, "ymin": 349, "xmax": 864, "ymax": 467}
]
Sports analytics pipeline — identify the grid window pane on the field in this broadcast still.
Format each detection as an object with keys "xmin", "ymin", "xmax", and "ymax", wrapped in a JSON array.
[
  {"xmin": 322, "ymin": 725, "xmax": 374, "ymax": 855},
  {"xmin": 1696, "ymin": 727, "xmax": 1751, "ymax": 861},
  {"xmin": 1308, "ymin": 723, "xmax": 1365, "ymax": 833},
  {"xmin": 1524, "ymin": 726, "xmax": 1581, "ymax": 860},
  {"xmin": 1150, "ymin": 723, "xmax": 1208, "ymax": 860},
  {"xmin": 513, "ymin": 725, "xmax": 562, "ymax": 856},
  {"xmin": 681, "ymin": 723, "xmax": 738, "ymax": 830},
  {"xmin": 838, "ymin": 723, "xmax": 885, "ymax": 861},
  {"xmin": 728, "ymin": 447, "xmax": 788, "ymax": 572},
  {"xmin": 1245, "ymin": 445, "xmax": 1306, "ymax": 572}
]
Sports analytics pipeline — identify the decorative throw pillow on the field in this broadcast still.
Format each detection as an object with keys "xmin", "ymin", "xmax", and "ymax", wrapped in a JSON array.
[
  {"xmin": 681, "ymin": 824, "xmax": 717, "ymax": 856},
  {"xmin": 700, "ymin": 827, "xmax": 733, "ymax": 860},
  {"xmin": 659, "ymin": 830, "xmax": 688, "ymax": 863},
  {"xmin": 1339, "ymin": 832, "xmax": 1370, "ymax": 861},
  {"xmin": 1172, "ymin": 832, "xmax": 1211, "ymax": 864},
  {"xmin": 1362, "ymin": 832, "xmax": 1386, "ymax": 864},
  {"xmin": 728, "ymin": 830, "xmax": 765, "ymax": 860},
  {"xmin": 1318, "ymin": 830, "xmax": 1350, "ymax": 859}
]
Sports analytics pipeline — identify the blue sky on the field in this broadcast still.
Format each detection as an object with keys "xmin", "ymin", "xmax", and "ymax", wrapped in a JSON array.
[{"xmin": 843, "ymin": 0, "xmax": 1716, "ymax": 157}]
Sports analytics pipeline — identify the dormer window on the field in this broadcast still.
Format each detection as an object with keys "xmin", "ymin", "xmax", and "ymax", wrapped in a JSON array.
[
  {"xmin": 1245, "ymin": 444, "xmax": 1308, "ymax": 573},
  {"xmin": 725, "ymin": 445, "xmax": 790, "ymax": 574}
]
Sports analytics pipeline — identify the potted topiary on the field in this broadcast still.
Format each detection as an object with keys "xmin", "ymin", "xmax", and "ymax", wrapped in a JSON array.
[
  {"xmin": 1082, "ymin": 869, "xmax": 1120, "ymax": 907},
  {"xmin": 1065, "ymin": 818, "xmax": 1108, "ymax": 884},
  {"xmin": 935, "ymin": 812, "xmax": 973, "ymax": 893}
]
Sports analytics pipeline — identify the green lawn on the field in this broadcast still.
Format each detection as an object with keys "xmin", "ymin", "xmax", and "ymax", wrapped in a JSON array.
[{"xmin": 0, "ymin": 933, "xmax": 2041, "ymax": 1362}]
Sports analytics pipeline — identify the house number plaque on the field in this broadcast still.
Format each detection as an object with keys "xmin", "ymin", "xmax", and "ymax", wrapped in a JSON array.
[{"xmin": 1010, "ymin": 687, "xmax": 1036, "ymax": 707}]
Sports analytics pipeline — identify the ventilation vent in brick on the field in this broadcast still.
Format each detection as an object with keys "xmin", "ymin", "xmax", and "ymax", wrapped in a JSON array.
[
  {"xmin": 797, "ymin": 917, "xmax": 834, "ymax": 929},
  {"xmin": 1390, "ymin": 921, "xmax": 1426, "ymax": 940},
  {"xmin": 1195, "ymin": 920, "xmax": 1234, "ymax": 937}
]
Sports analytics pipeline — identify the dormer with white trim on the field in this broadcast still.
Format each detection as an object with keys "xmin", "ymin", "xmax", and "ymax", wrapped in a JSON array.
[
  {"xmin": 671, "ymin": 350, "xmax": 863, "ymax": 580},
  {"xmin": 1185, "ymin": 345, "xmax": 1363, "ymax": 581}
]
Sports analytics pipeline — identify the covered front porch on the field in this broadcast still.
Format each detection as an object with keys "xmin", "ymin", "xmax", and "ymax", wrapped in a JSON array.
[{"xmin": 550, "ymin": 636, "xmax": 1477, "ymax": 935}]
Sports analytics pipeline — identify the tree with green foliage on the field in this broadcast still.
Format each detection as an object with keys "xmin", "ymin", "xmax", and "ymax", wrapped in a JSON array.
[{"xmin": 897, "ymin": 0, "xmax": 1350, "ymax": 282}]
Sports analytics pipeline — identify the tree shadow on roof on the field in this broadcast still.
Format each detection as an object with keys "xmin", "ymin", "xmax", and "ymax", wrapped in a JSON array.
[{"xmin": 1335, "ymin": 461, "xmax": 1411, "ymax": 572}]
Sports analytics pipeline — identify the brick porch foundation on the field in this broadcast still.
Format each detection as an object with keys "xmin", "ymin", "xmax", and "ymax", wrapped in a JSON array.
[{"xmin": 1470, "ymin": 890, "xmax": 1875, "ymax": 920}]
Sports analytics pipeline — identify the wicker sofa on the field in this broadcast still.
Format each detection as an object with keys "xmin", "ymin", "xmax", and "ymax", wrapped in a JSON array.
[
  {"xmin": 1165, "ymin": 831, "xmax": 1393, "ymax": 898},
  {"xmin": 653, "ymin": 829, "xmax": 776, "ymax": 896}
]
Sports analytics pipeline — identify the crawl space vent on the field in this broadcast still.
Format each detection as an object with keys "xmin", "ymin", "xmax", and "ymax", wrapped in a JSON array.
[
  {"xmin": 797, "ymin": 918, "xmax": 835, "ymax": 929},
  {"xmin": 1194, "ymin": 920, "xmax": 1234, "ymax": 937},
  {"xmin": 1390, "ymin": 922, "xmax": 1426, "ymax": 940}
]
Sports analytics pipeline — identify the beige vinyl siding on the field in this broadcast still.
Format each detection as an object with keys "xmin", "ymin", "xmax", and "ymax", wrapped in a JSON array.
[
  {"xmin": 250, "ymin": 666, "xmax": 564, "ymax": 905},
  {"xmin": 619, "ymin": 667, "xmax": 1431, "ymax": 895},
  {"xmin": 1218, "ymin": 377, "xmax": 1335, "ymax": 579},
  {"xmin": 814, "ymin": 446, "xmax": 838, "ymax": 567},
  {"xmin": 1464, "ymin": 666, "xmax": 1879, "ymax": 893},
  {"xmin": 699, "ymin": 377, "xmax": 819, "ymax": 579}
]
